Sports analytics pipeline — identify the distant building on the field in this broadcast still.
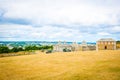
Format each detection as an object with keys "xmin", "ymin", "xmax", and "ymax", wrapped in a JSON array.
[
  {"xmin": 53, "ymin": 41, "xmax": 73, "ymax": 52},
  {"xmin": 53, "ymin": 41, "xmax": 96, "ymax": 52},
  {"xmin": 72, "ymin": 42, "xmax": 81, "ymax": 51},
  {"xmin": 81, "ymin": 40, "xmax": 89, "ymax": 51},
  {"xmin": 96, "ymin": 38, "xmax": 116, "ymax": 50}
]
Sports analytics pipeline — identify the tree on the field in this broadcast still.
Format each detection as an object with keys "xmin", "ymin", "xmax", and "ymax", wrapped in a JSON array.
[
  {"xmin": 117, "ymin": 41, "xmax": 120, "ymax": 44},
  {"xmin": 11, "ymin": 47, "xmax": 19, "ymax": 52},
  {"xmin": 0, "ymin": 46, "xmax": 10, "ymax": 53},
  {"xmin": 18, "ymin": 47, "xmax": 24, "ymax": 51}
]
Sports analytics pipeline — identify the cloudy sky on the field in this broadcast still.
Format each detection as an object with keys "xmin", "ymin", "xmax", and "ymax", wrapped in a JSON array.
[{"xmin": 0, "ymin": 0, "xmax": 120, "ymax": 42}]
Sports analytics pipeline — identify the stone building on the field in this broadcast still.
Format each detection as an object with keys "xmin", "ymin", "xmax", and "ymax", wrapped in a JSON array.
[
  {"xmin": 96, "ymin": 38, "xmax": 116, "ymax": 50},
  {"xmin": 71, "ymin": 42, "xmax": 82, "ymax": 51},
  {"xmin": 53, "ymin": 41, "xmax": 73, "ymax": 52},
  {"xmin": 81, "ymin": 40, "xmax": 89, "ymax": 51},
  {"xmin": 53, "ymin": 41, "xmax": 96, "ymax": 52}
]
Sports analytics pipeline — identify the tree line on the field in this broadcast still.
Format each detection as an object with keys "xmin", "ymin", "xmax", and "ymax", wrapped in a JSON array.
[
  {"xmin": 117, "ymin": 41, "xmax": 120, "ymax": 44},
  {"xmin": 0, "ymin": 45, "xmax": 53, "ymax": 54}
]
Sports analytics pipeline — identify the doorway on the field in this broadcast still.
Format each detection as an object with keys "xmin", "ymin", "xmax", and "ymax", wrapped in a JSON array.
[{"xmin": 105, "ymin": 46, "xmax": 107, "ymax": 49}]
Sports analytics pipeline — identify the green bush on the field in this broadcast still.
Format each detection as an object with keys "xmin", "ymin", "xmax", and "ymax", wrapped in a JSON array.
[
  {"xmin": 46, "ymin": 50, "xmax": 52, "ymax": 54},
  {"xmin": 63, "ymin": 48, "xmax": 71, "ymax": 52}
]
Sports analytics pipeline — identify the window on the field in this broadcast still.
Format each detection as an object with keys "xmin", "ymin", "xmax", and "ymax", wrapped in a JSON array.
[{"xmin": 112, "ymin": 42, "xmax": 114, "ymax": 44}]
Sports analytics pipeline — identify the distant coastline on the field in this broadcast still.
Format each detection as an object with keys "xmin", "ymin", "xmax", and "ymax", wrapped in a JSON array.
[{"xmin": 0, "ymin": 41, "xmax": 96, "ymax": 46}]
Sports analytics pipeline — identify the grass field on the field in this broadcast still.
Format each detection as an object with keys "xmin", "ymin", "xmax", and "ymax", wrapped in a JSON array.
[
  {"xmin": 117, "ymin": 44, "xmax": 120, "ymax": 49},
  {"xmin": 0, "ymin": 50, "xmax": 120, "ymax": 80}
]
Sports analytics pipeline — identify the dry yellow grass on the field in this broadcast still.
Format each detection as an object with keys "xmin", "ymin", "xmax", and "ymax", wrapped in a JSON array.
[
  {"xmin": 0, "ymin": 50, "xmax": 120, "ymax": 80},
  {"xmin": 117, "ymin": 44, "xmax": 120, "ymax": 49}
]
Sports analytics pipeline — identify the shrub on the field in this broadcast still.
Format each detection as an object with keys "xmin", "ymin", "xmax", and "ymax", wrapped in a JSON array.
[
  {"xmin": 63, "ymin": 48, "xmax": 71, "ymax": 52},
  {"xmin": 46, "ymin": 50, "xmax": 52, "ymax": 54}
]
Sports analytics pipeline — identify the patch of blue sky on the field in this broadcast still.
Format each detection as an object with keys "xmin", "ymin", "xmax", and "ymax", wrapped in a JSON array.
[{"xmin": 0, "ymin": 17, "xmax": 30, "ymax": 25}]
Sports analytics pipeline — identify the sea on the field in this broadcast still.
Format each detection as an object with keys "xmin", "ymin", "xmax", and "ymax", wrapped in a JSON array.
[{"xmin": 0, "ymin": 41, "xmax": 96, "ymax": 47}]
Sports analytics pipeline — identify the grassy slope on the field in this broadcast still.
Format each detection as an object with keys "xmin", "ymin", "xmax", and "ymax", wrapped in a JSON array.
[{"xmin": 0, "ymin": 50, "xmax": 120, "ymax": 80}]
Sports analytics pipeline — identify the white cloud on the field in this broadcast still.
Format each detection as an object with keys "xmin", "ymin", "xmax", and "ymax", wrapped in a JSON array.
[
  {"xmin": 1, "ymin": 0, "xmax": 120, "ymax": 25},
  {"xmin": 0, "ymin": 24, "xmax": 83, "ymax": 41},
  {"xmin": 97, "ymin": 32, "xmax": 111, "ymax": 36},
  {"xmin": 111, "ymin": 26, "xmax": 120, "ymax": 32},
  {"xmin": 0, "ymin": 0, "xmax": 120, "ymax": 41}
]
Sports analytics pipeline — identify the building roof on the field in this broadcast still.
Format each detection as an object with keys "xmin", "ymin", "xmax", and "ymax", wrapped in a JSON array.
[{"xmin": 97, "ymin": 38, "xmax": 115, "ymax": 41}]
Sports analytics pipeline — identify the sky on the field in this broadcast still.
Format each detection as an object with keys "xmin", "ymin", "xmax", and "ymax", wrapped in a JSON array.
[{"xmin": 0, "ymin": 0, "xmax": 120, "ymax": 42}]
